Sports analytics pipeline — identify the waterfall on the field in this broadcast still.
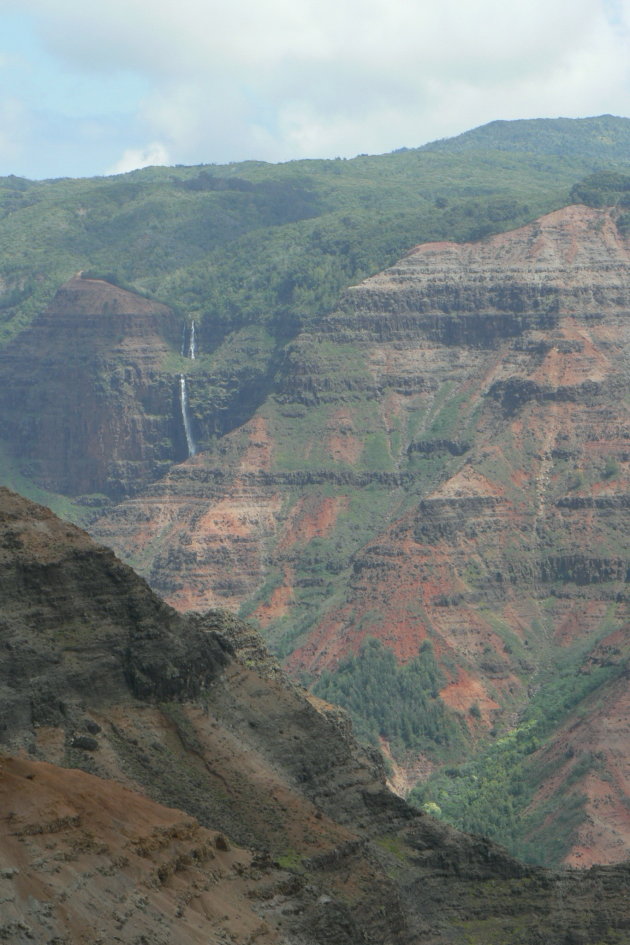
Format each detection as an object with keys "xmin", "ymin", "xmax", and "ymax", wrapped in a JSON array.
[
  {"xmin": 178, "ymin": 319, "xmax": 198, "ymax": 458},
  {"xmin": 179, "ymin": 374, "xmax": 196, "ymax": 457}
]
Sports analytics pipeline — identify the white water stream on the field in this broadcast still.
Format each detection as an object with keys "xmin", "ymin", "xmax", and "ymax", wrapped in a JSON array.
[{"xmin": 179, "ymin": 321, "xmax": 197, "ymax": 457}]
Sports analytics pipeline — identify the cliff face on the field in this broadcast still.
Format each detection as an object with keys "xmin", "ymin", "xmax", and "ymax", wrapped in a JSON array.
[
  {"xmin": 93, "ymin": 205, "xmax": 629, "ymax": 654},
  {"xmin": 0, "ymin": 276, "xmax": 184, "ymax": 499},
  {"xmin": 0, "ymin": 274, "xmax": 285, "ymax": 508},
  {"xmin": 2, "ymin": 486, "xmax": 630, "ymax": 945},
  {"xmin": 0, "ymin": 487, "xmax": 413, "ymax": 945},
  {"xmin": 89, "ymin": 206, "xmax": 630, "ymax": 864},
  {"xmin": 93, "ymin": 205, "xmax": 629, "ymax": 609}
]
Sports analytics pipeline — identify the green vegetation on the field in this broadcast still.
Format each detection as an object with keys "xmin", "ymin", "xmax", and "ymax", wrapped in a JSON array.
[
  {"xmin": 603, "ymin": 456, "xmax": 620, "ymax": 479},
  {"xmin": 313, "ymin": 637, "xmax": 465, "ymax": 758},
  {"xmin": 275, "ymin": 849, "xmax": 306, "ymax": 871},
  {"xmin": 410, "ymin": 632, "xmax": 628, "ymax": 865},
  {"xmin": 570, "ymin": 170, "xmax": 630, "ymax": 208},
  {"xmin": 2, "ymin": 116, "xmax": 630, "ymax": 353},
  {"xmin": 423, "ymin": 115, "xmax": 630, "ymax": 162}
]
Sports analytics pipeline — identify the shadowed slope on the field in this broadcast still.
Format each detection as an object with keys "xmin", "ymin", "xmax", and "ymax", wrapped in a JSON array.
[{"xmin": 2, "ymin": 487, "xmax": 630, "ymax": 943}]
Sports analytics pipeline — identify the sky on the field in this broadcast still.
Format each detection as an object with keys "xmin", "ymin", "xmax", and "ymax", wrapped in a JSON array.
[{"xmin": 0, "ymin": 0, "xmax": 629, "ymax": 180}]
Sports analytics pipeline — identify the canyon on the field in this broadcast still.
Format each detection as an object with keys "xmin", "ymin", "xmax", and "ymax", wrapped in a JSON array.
[
  {"xmin": 82, "ymin": 205, "xmax": 630, "ymax": 865},
  {"xmin": 1, "ymin": 486, "xmax": 630, "ymax": 944},
  {"xmin": 0, "ymin": 119, "xmax": 629, "ymax": 873}
]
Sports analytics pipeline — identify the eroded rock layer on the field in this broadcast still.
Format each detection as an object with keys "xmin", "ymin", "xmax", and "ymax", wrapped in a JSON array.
[
  {"xmin": 2, "ymin": 487, "xmax": 630, "ymax": 945},
  {"xmin": 0, "ymin": 276, "xmax": 183, "ymax": 499},
  {"xmin": 91, "ymin": 206, "xmax": 630, "ymax": 864}
]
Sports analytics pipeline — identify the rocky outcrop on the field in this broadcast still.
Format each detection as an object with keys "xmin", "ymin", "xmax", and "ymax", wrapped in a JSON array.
[
  {"xmin": 340, "ymin": 205, "xmax": 630, "ymax": 322},
  {"xmin": 0, "ymin": 487, "xmax": 418, "ymax": 945},
  {"xmin": 2, "ymin": 487, "xmax": 630, "ymax": 945},
  {"xmin": 0, "ymin": 487, "xmax": 232, "ymax": 732},
  {"xmin": 0, "ymin": 276, "xmax": 184, "ymax": 499}
]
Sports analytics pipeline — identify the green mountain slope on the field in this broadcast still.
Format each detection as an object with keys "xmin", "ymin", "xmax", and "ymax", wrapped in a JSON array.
[
  {"xmin": 2, "ymin": 115, "xmax": 630, "ymax": 507},
  {"xmin": 421, "ymin": 114, "xmax": 630, "ymax": 160},
  {"xmin": 2, "ymin": 114, "xmax": 630, "ymax": 351}
]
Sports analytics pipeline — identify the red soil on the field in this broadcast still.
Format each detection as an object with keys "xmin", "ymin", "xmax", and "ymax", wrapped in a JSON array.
[{"xmin": 280, "ymin": 495, "xmax": 350, "ymax": 549}]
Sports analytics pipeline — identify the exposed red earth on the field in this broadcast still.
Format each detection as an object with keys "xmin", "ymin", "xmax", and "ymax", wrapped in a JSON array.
[{"xmin": 0, "ymin": 205, "xmax": 627, "ymax": 867}]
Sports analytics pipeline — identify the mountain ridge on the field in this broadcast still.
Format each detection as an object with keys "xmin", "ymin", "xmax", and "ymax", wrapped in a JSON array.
[
  {"xmin": 421, "ymin": 114, "xmax": 630, "ymax": 159},
  {"xmin": 2, "ymin": 485, "xmax": 630, "ymax": 944}
]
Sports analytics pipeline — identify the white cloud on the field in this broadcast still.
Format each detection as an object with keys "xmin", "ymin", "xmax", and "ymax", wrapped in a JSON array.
[
  {"xmin": 107, "ymin": 141, "xmax": 170, "ymax": 174},
  {"xmin": 0, "ymin": 0, "xmax": 629, "ymax": 175}
]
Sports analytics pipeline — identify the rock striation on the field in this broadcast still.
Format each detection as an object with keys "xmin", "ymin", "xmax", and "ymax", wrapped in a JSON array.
[
  {"xmin": 2, "ymin": 486, "xmax": 630, "ymax": 945},
  {"xmin": 89, "ymin": 206, "xmax": 630, "ymax": 864},
  {"xmin": 0, "ymin": 276, "xmax": 184, "ymax": 499}
]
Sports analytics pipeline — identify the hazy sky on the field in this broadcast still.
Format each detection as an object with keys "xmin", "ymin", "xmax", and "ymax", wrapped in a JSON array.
[{"xmin": 0, "ymin": 0, "xmax": 629, "ymax": 179}]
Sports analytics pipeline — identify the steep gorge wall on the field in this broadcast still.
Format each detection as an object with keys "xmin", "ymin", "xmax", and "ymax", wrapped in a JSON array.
[
  {"xmin": 88, "ymin": 207, "xmax": 630, "ymax": 867},
  {"xmin": 94, "ymin": 206, "xmax": 629, "ymax": 653},
  {"xmin": 0, "ymin": 276, "xmax": 185, "ymax": 498},
  {"xmin": 0, "ymin": 275, "xmax": 285, "ymax": 503},
  {"xmin": 8, "ymin": 207, "xmax": 627, "ymax": 866}
]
